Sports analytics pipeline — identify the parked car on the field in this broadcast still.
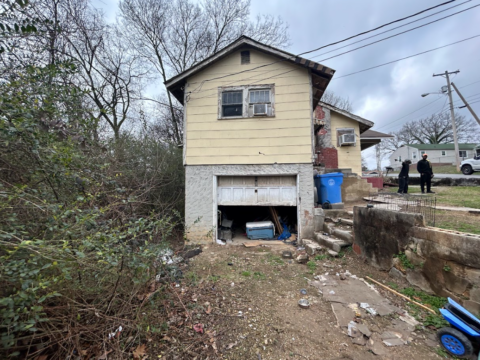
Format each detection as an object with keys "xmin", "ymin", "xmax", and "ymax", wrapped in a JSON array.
[{"xmin": 461, "ymin": 155, "xmax": 480, "ymax": 175}]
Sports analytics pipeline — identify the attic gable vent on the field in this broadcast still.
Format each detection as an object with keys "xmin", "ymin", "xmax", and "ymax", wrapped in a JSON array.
[{"xmin": 241, "ymin": 50, "xmax": 250, "ymax": 64}]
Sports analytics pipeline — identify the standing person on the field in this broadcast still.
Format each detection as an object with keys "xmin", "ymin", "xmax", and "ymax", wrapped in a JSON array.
[
  {"xmin": 417, "ymin": 154, "xmax": 435, "ymax": 194},
  {"xmin": 398, "ymin": 159, "xmax": 412, "ymax": 194}
]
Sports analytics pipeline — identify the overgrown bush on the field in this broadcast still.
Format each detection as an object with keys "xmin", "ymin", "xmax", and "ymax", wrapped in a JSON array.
[{"xmin": 0, "ymin": 57, "xmax": 184, "ymax": 359}]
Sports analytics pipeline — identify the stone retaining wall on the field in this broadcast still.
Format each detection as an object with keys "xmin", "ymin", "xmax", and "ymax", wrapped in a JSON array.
[{"xmin": 353, "ymin": 206, "xmax": 480, "ymax": 314}]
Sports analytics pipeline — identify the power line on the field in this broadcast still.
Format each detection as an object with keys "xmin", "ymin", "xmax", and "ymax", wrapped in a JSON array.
[
  {"xmin": 316, "ymin": 4, "xmax": 480, "ymax": 63},
  {"xmin": 311, "ymin": 0, "xmax": 472, "ymax": 60},
  {"xmin": 187, "ymin": 0, "xmax": 457, "ymax": 93},
  {"xmin": 333, "ymin": 34, "xmax": 480, "ymax": 80},
  {"xmin": 376, "ymin": 97, "xmax": 443, "ymax": 131},
  {"xmin": 297, "ymin": 0, "xmax": 456, "ymax": 57}
]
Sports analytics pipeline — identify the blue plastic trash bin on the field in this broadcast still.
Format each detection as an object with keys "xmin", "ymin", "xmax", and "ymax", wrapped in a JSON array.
[{"xmin": 314, "ymin": 173, "xmax": 344, "ymax": 205}]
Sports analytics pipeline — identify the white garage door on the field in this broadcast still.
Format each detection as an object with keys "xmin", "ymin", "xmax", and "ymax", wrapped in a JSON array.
[{"xmin": 217, "ymin": 176, "xmax": 297, "ymax": 206}]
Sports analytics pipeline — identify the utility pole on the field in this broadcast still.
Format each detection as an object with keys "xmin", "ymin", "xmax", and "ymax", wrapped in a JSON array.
[
  {"xmin": 433, "ymin": 70, "xmax": 460, "ymax": 171},
  {"xmin": 451, "ymin": 82, "xmax": 480, "ymax": 127}
]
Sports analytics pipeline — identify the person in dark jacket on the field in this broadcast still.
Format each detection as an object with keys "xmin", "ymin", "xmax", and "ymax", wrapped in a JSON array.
[
  {"xmin": 397, "ymin": 159, "xmax": 412, "ymax": 194},
  {"xmin": 417, "ymin": 153, "xmax": 435, "ymax": 193}
]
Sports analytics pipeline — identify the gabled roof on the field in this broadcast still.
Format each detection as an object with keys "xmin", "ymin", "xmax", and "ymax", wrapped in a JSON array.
[
  {"xmin": 406, "ymin": 143, "xmax": 478, "ymax": 150},
  {"xmin": 319, "ymin": 102, "xmax": 373, "ymax": 134},
  {"xmin": 165, "ymin": 36, "xmax": 336, "ymax": 108}
]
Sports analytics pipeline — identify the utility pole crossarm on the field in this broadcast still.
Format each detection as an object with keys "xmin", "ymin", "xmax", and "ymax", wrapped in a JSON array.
[{"xmin": 451, "ymin": 82, "xmax": 480, "ymax": 127}]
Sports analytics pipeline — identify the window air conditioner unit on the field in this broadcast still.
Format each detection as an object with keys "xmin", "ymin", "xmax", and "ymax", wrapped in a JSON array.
[
  {"xmin": 339, "ymin": 133, "xmax": 356, "ymax": 146},
  {"xmin": 253, "ymin": 103, "xmax": 267, "ymax": 116}
]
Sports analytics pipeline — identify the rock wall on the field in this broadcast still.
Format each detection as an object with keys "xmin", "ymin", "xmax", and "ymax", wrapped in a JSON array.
[{"xmin": 353, "ymin": 206, "xmax": 480, "ymax": 314}]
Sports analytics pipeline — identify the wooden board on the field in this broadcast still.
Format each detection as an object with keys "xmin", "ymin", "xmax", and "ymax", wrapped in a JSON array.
[{"xmin": 243, "ymin": 240, "xmax": 285, "ymax": 247}]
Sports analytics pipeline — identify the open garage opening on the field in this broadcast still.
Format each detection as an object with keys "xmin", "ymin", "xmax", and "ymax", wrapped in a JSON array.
[{"xmin": 217, "ymin": 205, "xmax": 298, "ymax": 244}]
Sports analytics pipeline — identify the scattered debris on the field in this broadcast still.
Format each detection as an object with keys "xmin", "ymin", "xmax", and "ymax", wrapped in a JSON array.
[
  {"xmin": 300, "ymin": 289, "xmax": 307, "ymax": 295},
  {"xmin": 216, "ymin": 239, "xmax": 226, "ymax": 245},
  {"xmin": 356, "ymin": 324, "xmax": 372, "ymax": 337},
  {"xmin": 383, "ymin": 338, "xmax": 405, "ymax": 346},
  {"xmin": 108, "ymin": 325, "xmax": 123, "ymax": 339},
  {"xmin": 193, "ymin": 323, "xmax": 204, "ymax": 334},
  {"xmin": 296, "ymin": 254, "xmax": 309, "ymax": 264},
  {"xmin": 282, "ymin": 251, "xmax": 293, "ymax": 259},
  {"xmin": 347, "ymin": 321, "xmax": 362, "ymax": 338},
  {"xmin": 298, "ymin": 299, "xmax": 310, "ymax": 309},
  {"xmin": 399, "ymin": 313, "xmax": 420, "ymax": 327}
]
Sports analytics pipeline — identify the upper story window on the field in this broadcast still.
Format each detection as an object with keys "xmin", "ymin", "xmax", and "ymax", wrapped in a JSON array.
[
  {"xmin": 241, "ymin": 51, "xmax": 250, "ymax": 64},
  {"xmin": 441, "ymin": 150, "xmax": 446, "ymax": 156},
  {"xmin": 218, "ymin": 84, "xmax": 274, "ymax": 119},
  {"xmin": 459, "ymin": 150, "xmax": 467, "ymax": 158},
  {"xmin": 222, "ymin": 91, "xmax": 243, "ymax": 117}
]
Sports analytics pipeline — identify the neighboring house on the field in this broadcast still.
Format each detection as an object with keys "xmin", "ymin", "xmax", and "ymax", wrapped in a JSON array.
[
  {"xmin": 313, "ymin": 105, "xmax": 392, "ymax": 175},
  {"xmin": 165, "ymin": 36, "xmax": 389, "ymax": 243},
  {"xmin": 389, "ymin": 143, "xmax": 479, "ymax": 169}
]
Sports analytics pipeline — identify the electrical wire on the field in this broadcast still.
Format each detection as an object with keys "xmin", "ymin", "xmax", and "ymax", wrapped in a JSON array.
[
  {"xmin": 311, "ymin": 0, "xmax": 472, "ymax": 60},
  {"xmin": 186, "ymin": 0, "xmax": 457, "ymax": 93},
  {"xmin": 316, "ymin": 3, "xmax": 480, "ymax": 63},
  {"xmin": 333, "ymin": 34, "xmax": 480, "ymax": 80}
]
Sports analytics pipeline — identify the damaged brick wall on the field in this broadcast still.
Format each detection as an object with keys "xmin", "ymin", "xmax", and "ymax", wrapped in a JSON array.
[
  {"xmin": 314, "ymin": 104, "xmax": 338, "ymax": 168},
  {"xmin": 353, "ymin": 206, "xmax": 480, "ymax": 314}
]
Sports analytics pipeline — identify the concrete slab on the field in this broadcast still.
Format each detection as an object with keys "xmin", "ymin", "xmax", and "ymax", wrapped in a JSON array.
[
  {"xmin": 332, "ymin": 303, "xmax": 354, "ymax": 327},
  {"xmin": 321, "ymin": 275, "xmax": 397, "ymax": 316}
]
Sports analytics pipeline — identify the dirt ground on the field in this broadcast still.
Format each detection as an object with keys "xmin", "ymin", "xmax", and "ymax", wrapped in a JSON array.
[{"xmin": 182, "ymin": 243, "xmax": 449, "ymax": 360}]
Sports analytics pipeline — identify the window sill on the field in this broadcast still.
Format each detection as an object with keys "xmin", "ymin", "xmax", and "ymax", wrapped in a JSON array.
[{"xmin": 218, "ymin": 115, "xmax": 276, "ymax": 120}]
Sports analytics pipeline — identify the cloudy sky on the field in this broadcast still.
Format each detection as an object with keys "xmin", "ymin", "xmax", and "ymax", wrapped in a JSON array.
[{"xmin": 93, "ymin": 0, "xmax": 480, "ymax": 168}]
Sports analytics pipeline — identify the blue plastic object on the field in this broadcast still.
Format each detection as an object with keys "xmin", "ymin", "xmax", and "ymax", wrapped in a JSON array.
[
  {"xmin": 314, "ymin": 173, "xmax": 344, "ymax": 205},
  {"xmin": 441, "ymin": 334, "xmax": 466, "ymax": 355},
  {"xmin": 440, "ymin": 309, "xmax": 480, "ymax": 337},
  {"xmin": 246, "ymin": 221, "xmax": 275, "ymax": 240}
]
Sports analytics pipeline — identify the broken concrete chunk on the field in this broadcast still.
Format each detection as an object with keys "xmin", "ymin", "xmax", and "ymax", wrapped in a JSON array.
[
  {"xmin": 328, "ymin": 250, "xmax": 339, "ymax": 257},
  {"xmin": 368, "ymin": 340, "xmax": 387, "ymax": 356},
  {"xmin": 356, "ymin": 324, "xmax": 372, "ymax": 338},
  {"xmin": 399, "ymin": 313, "xmax": 420, "ymax": 327},
  {"xmin": 352, "ymin": 336, "xmax": 367, "ymax": 346},
  {"xmin": 347, "ymin": 321, "xmax": 362, "ymax": 338},
  {"xmin": 383, "ymin": 338, "xmax": 405, "ymax": 346},
  {"xmin": 380, "ymin": 331, "xmax": 401, "ymax": 340},
  {"xmin": 296, "ymin": 254, "xmax": 309, "ymax": 264},
  {"xmin": 282, "ymin": 251, "xmax": 293, "ymax": 259},
  {"xmin": 388, "ymin": 266, "xmax": 405, "ymax": 280}
]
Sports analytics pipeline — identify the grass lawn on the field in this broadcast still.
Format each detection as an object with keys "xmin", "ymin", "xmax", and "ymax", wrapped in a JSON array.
[
  {"xmin": 388, "ymin": 165, "xmax": 460, "ymax": 175},
  {"xmin": 435, "ymin": 210, "xmax": 480, "ymax": 235},
  {"xmin": 385, "ymin": 186, "xmax": 480, "ymax": 209}
]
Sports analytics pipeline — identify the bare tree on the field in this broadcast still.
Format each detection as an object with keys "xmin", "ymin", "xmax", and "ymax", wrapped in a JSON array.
[
  {"xmin": 118, "ymin": 0, "xmax": 290, "ymax": 145},
  {"xmin": 65, "ymin": 1, "xmax": 147, "ymax": 140},
  {"xmin": 320, "ymin": 90, "xmax": 353, "ymax": 112},
  {"xmin": 380, "ymin": 111, "xmax": 480, "ymax": 156}
]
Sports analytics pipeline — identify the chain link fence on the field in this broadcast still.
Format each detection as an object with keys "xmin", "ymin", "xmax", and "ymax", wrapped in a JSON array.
[{"xmin": 366, "ymin": 192, "xmax": 437, "ymax": 226}]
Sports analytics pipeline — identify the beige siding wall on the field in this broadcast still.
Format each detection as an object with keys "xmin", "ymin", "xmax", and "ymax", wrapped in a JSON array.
[
  {"xmin": 330, "ymin": 112, "xmax": 362, "ymax": 175},
  {"xmin": 185, "ymin": 49, "xmax": 313, "ymax": 165}
]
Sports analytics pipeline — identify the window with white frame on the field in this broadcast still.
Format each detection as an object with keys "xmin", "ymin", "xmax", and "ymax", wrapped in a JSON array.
[
  {"xmin": 221, "ymin": 91, "xmax": 243, "ymax": 117},
  {"xmin": 421, "ymin": 151, "xmax": 426, "ymax": 156},
  {"xmin": 459, "ymin": 150, "xmax": 467, "ymax": 158},
  {"xmin": 413, "ymin": 153, "xmax": 417, "ymax": 159},
  {"xmin": 398, "ymin": 156, "xmax": 402, "ymax": 162},
  {"xmin": 441, "ymin": 150, "xmax": 446, "ymax": 156},
  {"xmin": 218, "ymin": 85, "xmax": 274, "ymax": 119}
]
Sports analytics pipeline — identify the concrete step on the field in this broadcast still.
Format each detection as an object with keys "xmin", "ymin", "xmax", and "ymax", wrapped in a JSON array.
[
  {"xmin": 314, "ymin": 232, "xmax": 350, "ymax": 252},
  {"xmin": 323, "ymin": 223, "xmax": 354, "ymax": 244}
]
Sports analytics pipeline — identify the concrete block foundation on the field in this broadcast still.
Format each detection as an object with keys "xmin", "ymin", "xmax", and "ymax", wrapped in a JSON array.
[{"xmin": 185, "ymin": 164, "xmax": 315, "ymax": 244}]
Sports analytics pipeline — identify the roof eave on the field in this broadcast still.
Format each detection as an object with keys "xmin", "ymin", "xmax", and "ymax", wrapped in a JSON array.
[
  {"xmin": 165, "ymin": 36, "xmax": 335, "ymax": 107},
  {"xmin": 319, "ymin": 102, "xmax": 374, "ymax": 133}
]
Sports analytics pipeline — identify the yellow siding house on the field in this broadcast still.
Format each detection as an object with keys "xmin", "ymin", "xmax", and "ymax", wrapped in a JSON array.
[{"xmin": 166, "ymin": 36, "xmax": 376, "ymax": 244}]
